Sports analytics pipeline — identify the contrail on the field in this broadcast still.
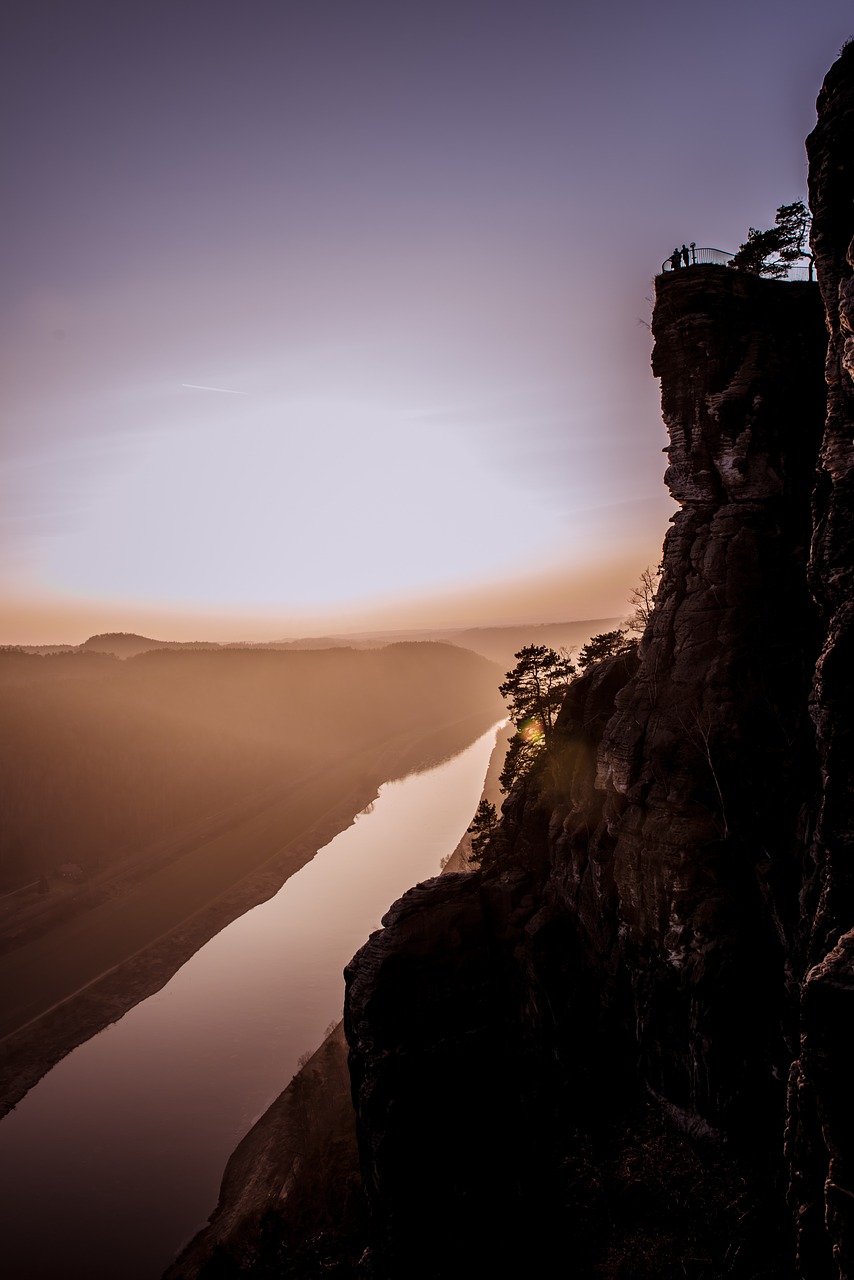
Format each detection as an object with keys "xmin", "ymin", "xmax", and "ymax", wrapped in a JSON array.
[{"xmin": 181, "ymin": 383, "xmax": 248, "ymax": 396}]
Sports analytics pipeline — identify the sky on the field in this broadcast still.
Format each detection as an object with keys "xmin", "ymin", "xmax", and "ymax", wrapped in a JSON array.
[{"xmin": 2, "ymin": 0, "xmax": 851, "ymax": 644}]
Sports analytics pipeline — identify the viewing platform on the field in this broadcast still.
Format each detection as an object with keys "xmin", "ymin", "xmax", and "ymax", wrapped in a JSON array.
[
  {"xmin": 662, "ymin": 246, "xmax": 733, "ymax": 271},
  {"xmin": 661, "ymin": 245, "xmax": 813, "ymax": 280}
]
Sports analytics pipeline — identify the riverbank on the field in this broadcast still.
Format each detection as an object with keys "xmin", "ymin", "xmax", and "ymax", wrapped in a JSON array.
[
  {"xmin": 165, "ymin": 1021, "xmax": 362, "ymax": 1280},
  {"xmin": 0, "ymin": 709, "xmax": 499, "ymax": 1118},
  {"xmin": 441, "ymin": 719, "xmax": 513, "ymax": 872},
  {"xmin": 164, "ymin": 721, "xmax": 513, "ymax": 1278}
]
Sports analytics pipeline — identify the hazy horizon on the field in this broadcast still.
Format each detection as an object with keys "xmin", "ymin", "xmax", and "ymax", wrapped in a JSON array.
[
  {"xmin": 2, "ymin": 575, "xmax": 630, "ymax": 648},
  {"xmin": 4, "ymin": 1, "xmax": 852, "ymax": 646}
]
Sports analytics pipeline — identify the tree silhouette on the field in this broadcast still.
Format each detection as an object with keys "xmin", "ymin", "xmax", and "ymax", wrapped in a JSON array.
[
  {"xmin": 730, "ymin": 201, "xmax": 813, "ymax": 279},
  {"xmin": 466, "ymin": 799, "xmax": 498, "ymax": 865},
  {"xmin": 499, "ymin": 645, "xmax": 576, "ymax": 748},
  {"xmin": 578, "ymin": 629, "xmax": 633, "ymax": 669},
  {"xmin": 497, "ymin": 646, "xmax": 576, "ymax": 793},
  {"xmin": 627, "ymin": 565, "xmax": 661, "ymax": 634},
  {"xmin": 499, "ymin": 731, "xmax": 532, "ymax": 794}
]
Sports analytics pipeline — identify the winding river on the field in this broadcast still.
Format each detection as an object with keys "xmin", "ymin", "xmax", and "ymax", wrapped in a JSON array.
[{"xmin": 0, "ymin": 721, "xmax": 503, "ymax": 1279}]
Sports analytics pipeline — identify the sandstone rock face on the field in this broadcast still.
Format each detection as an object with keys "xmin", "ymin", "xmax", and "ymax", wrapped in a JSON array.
[
  {"xmin": 499, "ymin": 266, "xmax": 826, "ymax": 1199},
  {"xmin": 597, "ymin": 269, "xmax": 826, "ymax": 1141},
  {"xmin": 344, "ymin": 52, "xmax": 854, "ymax": 1279},
  {"xmin": 345, "ymin": 264, "xmax": 828, "ymax": 1275},
  {"xmin": 787, "ymin": 47, "xmax": 854, "ymax": 1279}
]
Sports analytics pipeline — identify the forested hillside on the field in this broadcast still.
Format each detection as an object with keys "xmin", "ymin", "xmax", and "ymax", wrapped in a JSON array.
[{"xmin": 0, "ymin": 643, "xmax": 503, "ymax": 893}]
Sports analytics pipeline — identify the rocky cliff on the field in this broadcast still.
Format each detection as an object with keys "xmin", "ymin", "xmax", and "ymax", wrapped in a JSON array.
[
  {"xmin": 345, "ymin": 48, "xmax": 854, "ymax": 1280},
  {"xmin": 788, "ymin": 46, "xmax": 854, "ymax": 1280}
]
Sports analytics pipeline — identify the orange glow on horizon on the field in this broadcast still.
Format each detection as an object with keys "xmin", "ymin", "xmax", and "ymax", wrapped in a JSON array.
[{"xmin": 0, "ymin": 540, "xmax": 667, "ymax": 646}]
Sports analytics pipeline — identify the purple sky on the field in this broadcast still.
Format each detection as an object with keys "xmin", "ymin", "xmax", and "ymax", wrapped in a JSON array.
[{"xmin": 2, "ymin": 0, "xmax": 850, "ymax": 642}]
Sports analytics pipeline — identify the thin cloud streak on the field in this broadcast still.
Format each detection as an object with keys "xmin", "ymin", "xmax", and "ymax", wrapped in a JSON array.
[{"xmin": 181, "ymin": 384, "xmax": 249, "ymax": 396}]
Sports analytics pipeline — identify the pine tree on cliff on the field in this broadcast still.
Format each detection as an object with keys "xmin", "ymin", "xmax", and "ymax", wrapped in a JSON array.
[
  {"xmin": 730, "ymin": 200, "xmax": 814, "ymax": 278},
  {"xmin": 466, "ymin": 799, "xmax": 498, "ymax": 865},
  {"xmin": 577, "ymin": 629, "xmax": 633, "ymax": 669},
  {"xmin": 499, "ymin": 645, "xmax": 576, "ymax": 747},
  {"xmin": 498, "ymin": 645, "xmax": 576, "ymax": 791}
]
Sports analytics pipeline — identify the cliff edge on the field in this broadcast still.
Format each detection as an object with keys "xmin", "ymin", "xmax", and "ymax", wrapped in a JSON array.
[{"xmin": 345, "ymin": 48, "xmax": 854, "ymax": 1280}]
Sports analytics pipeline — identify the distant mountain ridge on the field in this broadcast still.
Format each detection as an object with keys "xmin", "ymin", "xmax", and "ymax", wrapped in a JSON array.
[
  {"xmin": 80, "ymin": 632, "xmax": 222, "ymax": 657},
  {"xmin": 15, "ymin": 632, "xmax": 221, "ymax": 658},
  {"xmin": 19, "ymin": 618, "xmax": 624, "ymax": 667}
]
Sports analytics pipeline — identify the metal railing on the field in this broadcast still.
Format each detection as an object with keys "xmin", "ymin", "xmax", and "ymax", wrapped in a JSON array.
[
  {"xmin": 661, "ymin": 246, "xmax": 734, "ymax": 271},
  {"xmin": 661, "ymin": 246, "xmax": 815, "ymax": 281},
  {"xmin": 783, "ymin": 264, "xmax": 814, "ymax": 281}
]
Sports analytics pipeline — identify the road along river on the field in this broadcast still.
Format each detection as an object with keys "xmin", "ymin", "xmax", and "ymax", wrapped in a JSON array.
[{"xmin": 0, "ymin": 721, "xmax": 504, "ymax": 1279}]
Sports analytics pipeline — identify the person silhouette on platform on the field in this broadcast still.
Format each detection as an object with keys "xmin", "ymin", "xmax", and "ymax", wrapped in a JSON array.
[
  {"xmin": 670, "ymin": 248, "xmax": 682, "ymax": 270},
  {"xmin": 681, "ymin": 244, "xmax": 690, "ymax": 267}
]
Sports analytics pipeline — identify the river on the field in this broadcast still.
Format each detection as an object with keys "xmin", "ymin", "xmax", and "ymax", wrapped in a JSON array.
[{"xmin": 0, "ymin": 721, "xmax": 503, "ymax": 1279}]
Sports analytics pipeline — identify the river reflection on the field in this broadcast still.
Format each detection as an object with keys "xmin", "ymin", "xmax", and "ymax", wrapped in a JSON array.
[{"xmin": 0, "ymin": 722, "xmax": 503, "ymax": 1279}]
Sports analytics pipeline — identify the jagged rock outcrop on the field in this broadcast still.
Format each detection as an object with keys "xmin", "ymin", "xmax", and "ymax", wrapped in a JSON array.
[{"xmin": 345, "ymin": 48, "xmax": 854, "ymax": 1280}]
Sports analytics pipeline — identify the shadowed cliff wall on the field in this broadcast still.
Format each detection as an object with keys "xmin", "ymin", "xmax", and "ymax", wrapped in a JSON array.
[
  {"xmin": 592, "ymin": 267, "xmax": 826, "ymax": 1139},
  {"xmin": 345, "ymin": 260, "xmax": 829, "ymax": 1276},
  {"xmin": 787, "ymin": 45, "xmax": 854, "ymax": 1280}
]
